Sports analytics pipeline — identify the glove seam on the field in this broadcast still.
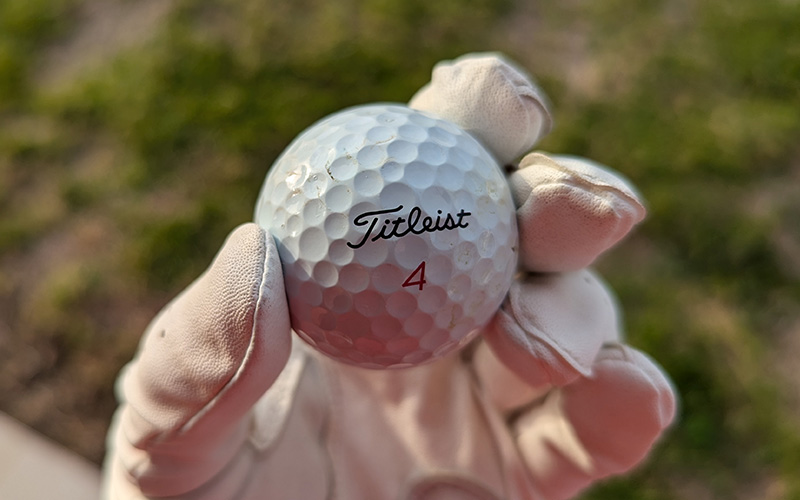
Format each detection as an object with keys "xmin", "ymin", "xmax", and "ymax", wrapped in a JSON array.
[
  {"xmin": 175, "ymin": 227, "xmax": 272, "ymax": 436},
  {"xmin": 508, "ymin": 283, "xmax": 593, "ymax": 382}
]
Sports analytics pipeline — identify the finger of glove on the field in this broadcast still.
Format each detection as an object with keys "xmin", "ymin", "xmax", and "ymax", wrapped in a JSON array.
[
  {"xmin": 513, "ymin": 345, "xmax": 677, "ymax": 500},
  {"xmin": 510, "ymin": 153, "xmax": 646, "ymax": 273},
  {"xmin": 484, "ymin": 270, "xmax": 620, "ymax": 390},
  {"xmin": 561, "ymin": 344, "xmax": 677, "ymax": 474},
  {"xmin": 115, "ymin": 223, "xmax": 291, "ymax": 494},
  {"xmin": 408, "ymin": 52, "xmax": 552, "ymax": 165}
]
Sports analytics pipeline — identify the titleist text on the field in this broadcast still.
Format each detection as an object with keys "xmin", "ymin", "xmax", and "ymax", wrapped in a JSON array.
[{"xmin": 346, "ymin": 205, "xmax": 471, "ymax": 249}]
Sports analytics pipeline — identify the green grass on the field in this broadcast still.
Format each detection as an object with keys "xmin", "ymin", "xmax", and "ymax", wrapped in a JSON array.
[{"xmin": 1, "ymin": 0, "xmax": 799, "ymax": 497}]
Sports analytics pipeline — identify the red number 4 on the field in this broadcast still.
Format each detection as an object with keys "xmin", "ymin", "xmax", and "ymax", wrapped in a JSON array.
[{"xmin": 402, "ymin": 261, "xmax": 427, "ymax": 290}]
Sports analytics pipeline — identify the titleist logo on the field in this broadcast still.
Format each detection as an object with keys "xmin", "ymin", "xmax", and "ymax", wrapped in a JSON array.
[{"xmin": 346, "ymin": 205, "xmax": 471, "ymax": 249}]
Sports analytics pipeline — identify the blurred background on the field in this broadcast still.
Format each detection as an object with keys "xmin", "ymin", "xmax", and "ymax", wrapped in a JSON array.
[{"xmin": 1, "ymin": 0, "xmax": 798, "ymax": 498}]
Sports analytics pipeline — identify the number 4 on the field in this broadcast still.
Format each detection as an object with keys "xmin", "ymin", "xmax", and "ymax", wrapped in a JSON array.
[{"xmin": 402, "ymin": 261, "xmax": 426, "ymax": 290}]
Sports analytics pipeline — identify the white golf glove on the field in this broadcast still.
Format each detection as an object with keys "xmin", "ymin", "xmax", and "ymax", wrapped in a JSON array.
[{"xmin": 103, "ymin": 53, "xmax": 676, "ymax": 500}]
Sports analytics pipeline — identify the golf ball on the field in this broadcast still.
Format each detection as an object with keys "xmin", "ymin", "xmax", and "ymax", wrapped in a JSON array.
[{"xmin": 255, "ymin": 104, "xmax": 518, "ymax": 369}]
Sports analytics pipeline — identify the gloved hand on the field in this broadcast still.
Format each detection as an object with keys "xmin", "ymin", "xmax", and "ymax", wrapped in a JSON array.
[{"xmin": 103, "ymin": 53, "xmax": 676, "ymax": 500}]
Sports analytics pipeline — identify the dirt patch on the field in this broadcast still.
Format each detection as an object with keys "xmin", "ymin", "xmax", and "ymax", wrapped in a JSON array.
[
  {"xmin": 771, "ymin": 317, "xmax": 800, "ymax": 421},
  {"xmin": 497, "ymin": 2, "xmax": 602, "ymax": 100},
  {"xmin": 36, "ymin": 0, "xmax": 175, "ymax": 90}
]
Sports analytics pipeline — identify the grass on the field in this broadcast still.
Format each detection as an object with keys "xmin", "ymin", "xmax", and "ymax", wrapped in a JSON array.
[{"xmin": 1, "ymin": 0, "xmax": 799, "ymax": 497}]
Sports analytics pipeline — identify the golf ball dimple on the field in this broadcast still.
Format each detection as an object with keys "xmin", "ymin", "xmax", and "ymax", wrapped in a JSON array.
[{"xmin": 255, "ymin": 104, "xmax": 518, "ymax": 369}]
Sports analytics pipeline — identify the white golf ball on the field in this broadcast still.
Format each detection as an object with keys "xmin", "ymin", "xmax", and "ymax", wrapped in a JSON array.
[{"xmin": 255, "ymin": 104, "xmax": 517, "ymax": 369}]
